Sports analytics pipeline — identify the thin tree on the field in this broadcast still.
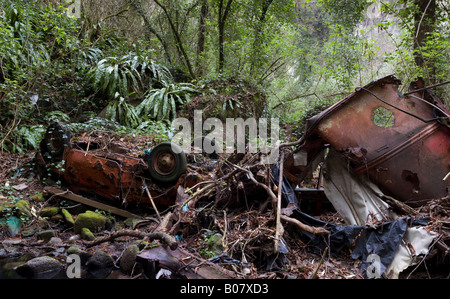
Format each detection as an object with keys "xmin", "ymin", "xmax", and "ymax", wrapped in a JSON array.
[
  {"xmin": 153, "ymin": 0, "xmax": 196, "ymax": 79},
  {"xmin": 218, "ymin": 0, "xmax": 233, "ymax": 73}
]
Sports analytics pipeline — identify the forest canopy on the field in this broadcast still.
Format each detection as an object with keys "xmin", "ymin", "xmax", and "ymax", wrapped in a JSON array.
[{"xmin": 0, "ymin": 0, "xmax": 449, "ymax": 153}]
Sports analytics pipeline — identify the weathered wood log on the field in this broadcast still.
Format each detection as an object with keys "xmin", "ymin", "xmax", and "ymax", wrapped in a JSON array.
[
  {"xmin": 381, "ymin": 194, "xmax": 418, "ymax": 215},
  {"xmin": 44, "ymin": 186, "xmax": 141, "ymax": 219}
]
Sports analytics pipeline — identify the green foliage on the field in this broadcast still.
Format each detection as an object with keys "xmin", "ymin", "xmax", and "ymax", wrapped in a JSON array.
[
  {"xmin": 286, "ymin": 97, "xmax": 335, "ymax": 140},
  {"xmin": 137, "ymin": 82, "xmax": 200, "ymax": 121},
  {"xmin": 131, "ymin": 120, "xmax": 171, "ymax": 144},
  {"xmin": 64, "ymin": 117, "xmax": 171, "ymax": 147},
  {"xmin": 1, "ymin": 0, "xmax": 448, "ymax": 155},
  {"xmin": 44, "ymin": 111, "xmax": 71, "ymax": 124},
  {"xmin": 0, "ymin": 0, "xmax": 106, "ymax": 152},
  {"xmin": 88, "ymin": 52, "xmax": 172, "ymax": 99},
  {"xmin": 318, "ymin": 24, "xmax": 379, "ymax": 90},
  {"xmin": 380, "ymin": 0, "xmax": 450, "ymax": 94},
  {"xmin": 15, "ymin": 125, "xmax": 46, "ymax": 154},
  {"xmin": 318, "ymin": 0, "xmax": 370, "ymax": 28},
  {"xmin": 105, "ymin": 95, "xmax": 140, "ymax": 127}
]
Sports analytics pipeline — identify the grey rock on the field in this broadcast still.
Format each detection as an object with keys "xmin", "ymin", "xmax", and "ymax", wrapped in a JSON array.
[
  {"xmin": 15, "ymin": 256, "xmax": 64, "ymax": 279},
  {"xmin": 119, "ymin": 244, "xmax": 138, "ymax": 273},
  {"xmin": 86, "ymin": 250, "xmax": 114, "ymax": 269}
]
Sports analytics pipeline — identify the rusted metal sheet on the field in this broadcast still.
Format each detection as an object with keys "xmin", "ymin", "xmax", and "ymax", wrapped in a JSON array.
[
  {"xmin": 65, "ymin": 149, "xmax": 123, "ymax": 202},
  {"xmin": 62, "ymin": 149, "xmax": 175, "ymax": 208},
  {"xmin": 286, "ymin": 75, "xmax": 450, "ymax": 207}
]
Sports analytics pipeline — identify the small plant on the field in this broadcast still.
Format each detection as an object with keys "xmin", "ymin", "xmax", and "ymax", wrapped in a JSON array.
[
  {"xmin": 199, "ymin": 231, "xmax": 217, "ymax": 259},
  {"xmin": 198, "ymin": 229, "xmax": 223, "ymax": 259},
  {"xmin": 136, "ymin": 82, "xmax": 200, "ymax": 121},
  {"xmin": 105, "ymin": 94, "xmax": 140, "ymax": 127}
]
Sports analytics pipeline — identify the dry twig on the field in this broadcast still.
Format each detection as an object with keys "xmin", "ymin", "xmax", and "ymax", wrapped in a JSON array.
[{"xmin": 274, "ymin": 151, "xmax": 284, "ymax": 253}]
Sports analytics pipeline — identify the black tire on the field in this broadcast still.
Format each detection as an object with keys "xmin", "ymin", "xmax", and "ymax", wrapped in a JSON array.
[
  {"xmin": 42, "ymin": 122, "xmax": 71, "ymax": 161},
  {"xmin": 147, "ymin": 142, "xmax": 187, "ymax": 184}
]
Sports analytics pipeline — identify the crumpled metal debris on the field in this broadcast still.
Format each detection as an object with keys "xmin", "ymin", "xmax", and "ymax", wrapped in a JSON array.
[
  {"xmin": 282, "ymin": 75, "xmax": 449, "ymax": 278},
  {"xmin": 285, "ymin": 75, "xmax": 449, "ymax": 206}
]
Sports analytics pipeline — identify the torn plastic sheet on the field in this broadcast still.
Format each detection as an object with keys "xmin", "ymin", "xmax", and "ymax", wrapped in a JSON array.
[
  {"xmin": 272, "ymin": 164, "xmax": 433, "ymax": 278},
  {"xmin": 322, "ymin": 148, "xmax": 398, "ymax": 226},
  {"xmin": 273, "ymin": 163, "xmax": 364, "ymax": 254},
  {"xmin": 350, "ymin": 216, "xmax": 430, "ymax": 278},
  {"xmin": 320, "ymin": 149, "xmax": 436, "ymax": 278},
  {"xmin": 384, "ymin": 226, "xmax": 436, "ymax": 278}
]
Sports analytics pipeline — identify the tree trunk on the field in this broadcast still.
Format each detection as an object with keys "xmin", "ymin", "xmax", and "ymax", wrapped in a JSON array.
[
  {"xmin": 413, "ymin": 0, "xmax": 436, "ymax": 79},
  {"xmin": 153, "ymin": 0, "xmax": 196, "ymax": 79},
  {"xmin": 196, "ymin": 0, "xmax": 208, "ymax": 77},
  {"xmin": 251, "ymin": 0, "xmax": 274, "ymax": 72},
  {"xmin": 131, "ymin": 0, "xmax": 173, "ymax": 65},
  {"xmin": 218, "ymin": 0, "xmax": 233, "ymax": 74}
]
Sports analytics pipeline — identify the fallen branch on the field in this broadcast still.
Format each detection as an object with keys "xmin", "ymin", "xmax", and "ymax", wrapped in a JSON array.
[
  {"xmin": 381, "ymin": 194, "xmax": 418, "ymax": 215},
  {"xmin": 44, "ymin": 186, "xmax": 140, "ymax": 219},
  {"xmin": 86, "ymin": 229, "xmax": 178, "ymax": 250},
  {"xmin": 280, "ymin": 215, "xmax": 330, "ymax": 235},
  {"xmin": 142, "ymin": 181, "xmax": 162, "ymax": 222},
  {"xmin": 229, "ymin": 162, "xmax": 277, "ymax": 206},
  {"xmin": 309, "ymin": 246, "xmax": 328, "ymax": 279},
  {"xmin": 274, "ymin": 151, "xmax": 284, "ymax": 253},
  {"xmin": 229, "ymin": 162, "xmax": 329, "ymax": 236},
  {"xmin": 181, "ymin": 182, "xmax": 216, "ymax": 208}
]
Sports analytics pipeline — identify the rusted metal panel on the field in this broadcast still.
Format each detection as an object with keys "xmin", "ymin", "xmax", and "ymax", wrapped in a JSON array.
[
  {"xmin": 63, "ymin": 149, "xmax": 174, "ymax": 208},
  {"xmin": 287, "ymin": 75, "xmax": 450, "ymax": 206},
  {"xmin": 64, "ymin": 149, "xmax": 123, "ymax": 201}
]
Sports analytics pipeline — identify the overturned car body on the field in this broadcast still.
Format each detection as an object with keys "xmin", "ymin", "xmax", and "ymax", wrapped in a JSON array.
[
  {"xmin": 286, "ymin": 75, "xmax": 449, "ymax": 208},
  {"xmin": 283, "ymin": 75, "xmax": 449, "ymax": 278},
  {"xmin": 36, "ymin": 123, "xmax": 192, "ymax": 209}
]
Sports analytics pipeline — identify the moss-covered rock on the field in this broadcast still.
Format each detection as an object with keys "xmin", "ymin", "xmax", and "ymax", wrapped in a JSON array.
[
  {"xmin": 21, "ymin": 227, "xmax": 38, "ymax": 237},
  {"xmin": 14, "ymin": 200, "xmax": 32, "ymax": 218},
  {"xmin": 74, "ymin": 210, "xmax": 106, "ymax": 234},
  {"xmin": 81, "ymin": 227, "xmax": 95, "ymax": 241},
  {"xmin": 15, "ymin": 256, "xmax": 64, "ymax": 279},
  {"xmin": 39, "ymin": 207, "xmax": 60, "ymax": 218},
  {"xmin": 67, "ymin": 246, "xmax": 92, "ymax": 264},
  {"xmin": 37, "ymin": 229, "xmax": 56, "ymax": 241},
  {"xmin": 86, "ymin": 250, "xmax": 114, "ymax": 269},
  {"xmin": 31, "ymin": 192, "xmax": 46, "ymax": 202},
  {"xmin": 119, "ymin": 244, "xmax": 139, "ymax": 273},
  {"xmin": 61, "ymin": 208, "xmax": 74, "ymax": 226}
]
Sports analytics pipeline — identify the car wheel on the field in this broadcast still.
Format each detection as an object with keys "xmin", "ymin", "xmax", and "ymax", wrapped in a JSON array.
[
  {"xmin": 147, "ymin": 142, "xmax": 187, "ymax": 184},
  {"xmin": 42, "ymin": 122, "xmax": 71, "ymax": 161}
]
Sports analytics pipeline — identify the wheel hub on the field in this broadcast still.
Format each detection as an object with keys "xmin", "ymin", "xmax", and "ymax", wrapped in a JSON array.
[{"xmin": 154, "ymin": 151, "xmax": 176, "ymax": 175}]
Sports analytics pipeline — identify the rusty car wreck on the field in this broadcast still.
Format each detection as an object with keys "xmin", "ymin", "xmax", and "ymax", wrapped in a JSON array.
[{"xmin": 35, "ymin": 122, "xmax": 192, "ymax": 210}]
